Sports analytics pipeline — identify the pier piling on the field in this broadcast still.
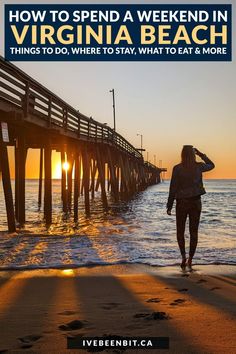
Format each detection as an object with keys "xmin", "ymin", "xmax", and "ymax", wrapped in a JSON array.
[
  {"xmin": 0, "ymin": 126, "xmax": 16, "ymax": 232},
  {"xmin": 96, "ymin": 147, "xmax": 108, "ymax": 209},
  {"xmin": 74, "ymin": 152, "xmax": 80, "ymax": 222},
  {"xmin": 17, "ymin": 134, "xmax": 26, "ymax": 225},
  {"xmin": 82, "ymin": 146, "xmax": 90, "ymax": 215},
  {"xmin": 38, "ymin": 148, "xmax": 43, "ymax": 209},
  {"xmin": 44, "ymin": 139, "xmax": 52, "ymax": 225}
]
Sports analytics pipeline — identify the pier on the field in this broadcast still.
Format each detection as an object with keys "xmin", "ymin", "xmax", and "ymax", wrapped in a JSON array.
[{"xmin": 0, "ymin": 55, "xmax": 165, "ymax": 232}]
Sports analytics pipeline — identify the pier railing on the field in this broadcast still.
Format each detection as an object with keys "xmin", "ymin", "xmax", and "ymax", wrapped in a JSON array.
[{"xmin": 0, "ymin": 55, "xmax": 142, "ymax": 160}]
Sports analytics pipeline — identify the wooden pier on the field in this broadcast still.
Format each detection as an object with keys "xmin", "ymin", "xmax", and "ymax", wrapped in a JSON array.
[{"xmin": 0, "ymin": 56, "xmax": 165, "ymax": 232}]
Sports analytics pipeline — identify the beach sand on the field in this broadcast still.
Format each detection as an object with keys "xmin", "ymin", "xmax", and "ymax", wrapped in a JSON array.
[{"xmin": 0, "ymin": 264, "xmax": 235, "ymax": 353}]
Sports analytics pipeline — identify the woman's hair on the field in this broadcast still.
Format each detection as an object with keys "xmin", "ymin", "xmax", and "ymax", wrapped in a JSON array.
[{"xmin": 181, "ymin": 145, "xmax": 196, "ymax": 168}]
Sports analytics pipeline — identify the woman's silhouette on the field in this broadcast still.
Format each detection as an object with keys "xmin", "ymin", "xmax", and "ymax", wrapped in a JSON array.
[{"xmin": 167, "ymin": 146, "xmax": 215, "ymax": 269}]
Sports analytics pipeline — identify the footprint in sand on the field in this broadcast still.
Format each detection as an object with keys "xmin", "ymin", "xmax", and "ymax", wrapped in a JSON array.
[
  {"xmin": 18, "ymin": 334, "xmax": 42, "ymax": 349},
  {"xmin": 134, "ymin": 312, "xmax": 170, "ymax": 320},
  {"xmin": 101, "ymin": 302, "xmax": 122, "ymax": 310},
  {"xmin": 178, "ymin": 288, "xmax": 188, "ymax": 292},
  {"xmin": 146, "ymin": 298, "xmax": 162, "ymax": 303},
  {"xmin": 149, "ymin": 312, "xmax": 171, "ymax": 320},
  {"xmin": 133, "ymin": 313, "xmax": 150, "ymax": 318},
  {"xmin": 197, "ymin": 279, "xmax": 207, "ymax": 283},
  {"xmin": 210, "ymin": 287, "xmax": 221, "ymax": 291},
  {"xmin": 20, "ymin": 344, "xmax": 33, "ymax": 349},
  {"xmin": 170, "ymin": 298, "xmax": 187, "ymax": 306},
  {"xmin": 58, "ymin": 319, "xmax": 87, "ymax": 331}
]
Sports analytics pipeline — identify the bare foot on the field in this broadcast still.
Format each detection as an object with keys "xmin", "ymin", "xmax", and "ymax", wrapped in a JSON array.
[
  {"xmin": 181, "ymin": 257, "xmax": 187, "ymax": 269},
  {"xmin": 187, "ymin": 258, "xmax": 192, "ymax": 269}
]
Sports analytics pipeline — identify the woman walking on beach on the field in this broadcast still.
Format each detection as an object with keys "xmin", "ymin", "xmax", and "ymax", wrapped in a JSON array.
[{"xmin": 167, "ymin": 146, "xmax": 215, "ymax": 269}]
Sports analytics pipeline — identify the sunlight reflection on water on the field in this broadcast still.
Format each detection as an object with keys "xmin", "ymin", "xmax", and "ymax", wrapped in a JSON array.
[{"xmin": 0, "ymin": 179, "xmax": 235, "ymax": 269}]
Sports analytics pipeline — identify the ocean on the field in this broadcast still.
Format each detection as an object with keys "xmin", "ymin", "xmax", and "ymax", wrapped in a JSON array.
[{"xmin": 0, "ymin": 179, "xmax": 235, "ymax": 269}]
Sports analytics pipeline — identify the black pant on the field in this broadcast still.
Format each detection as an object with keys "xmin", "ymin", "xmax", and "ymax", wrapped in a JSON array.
[{"xmin": 176, "ymin": 197, "xmax": 202, "ymax": 258}]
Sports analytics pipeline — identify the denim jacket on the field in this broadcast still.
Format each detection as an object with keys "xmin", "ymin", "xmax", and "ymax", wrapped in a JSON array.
[{"xmin": 167, "ymin": 154, "xmax": 215, "ymax": 210}]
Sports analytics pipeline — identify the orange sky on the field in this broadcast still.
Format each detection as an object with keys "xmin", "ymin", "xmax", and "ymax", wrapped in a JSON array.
[
  {"xmin": 7, "ymin": 146, "xmax": 234, "ymax": 180},
  {"xmin": 4, "ymin": 58, "xmax": 235, "ymax": 180},
  {"xmin": 1, "ymin": 0, "xmax": 236, "ymax": 180}
]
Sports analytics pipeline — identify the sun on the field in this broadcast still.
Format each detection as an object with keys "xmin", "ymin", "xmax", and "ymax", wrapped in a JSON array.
[
  {"xmin": 63, "ymin": 162, "xmax": 70, "ymax": 171},
  {"xmin": 52, "ymin": 156, "xmax": 70, "ymax": 179}
]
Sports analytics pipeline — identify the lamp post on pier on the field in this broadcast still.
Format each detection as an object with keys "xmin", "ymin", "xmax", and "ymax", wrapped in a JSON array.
[
  {"xmin": 159, "ymin": 159, "xmax": 162, "ymax": 182},
  {"xmin": 109, "ymin": 89, "xmax": 116, "ymax": 131},
  {"xmin": 137, "ymin": 133, "xmax": 143, "ymax": 157}
]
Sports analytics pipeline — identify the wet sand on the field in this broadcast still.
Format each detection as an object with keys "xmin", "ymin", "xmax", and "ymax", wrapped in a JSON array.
[{"xmin": 0, "ymin": 264, "xmax": 235, "ymax": 353}]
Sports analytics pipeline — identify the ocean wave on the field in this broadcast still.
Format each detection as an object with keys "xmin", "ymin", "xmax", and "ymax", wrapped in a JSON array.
[{"xmin": 0, "ymin": 180, "xmax": 235, "ymax": 269}]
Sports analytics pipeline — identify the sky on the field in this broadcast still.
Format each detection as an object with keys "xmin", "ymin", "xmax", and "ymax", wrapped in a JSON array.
[{"xmin": 1, "ymin": 0, "xmax": 235, "ymax": 179}]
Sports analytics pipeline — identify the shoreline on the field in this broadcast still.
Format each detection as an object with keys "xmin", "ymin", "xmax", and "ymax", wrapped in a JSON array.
[{"xmin": 0, "ymin": 263, "xmax": 236, "ymax": 274}]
